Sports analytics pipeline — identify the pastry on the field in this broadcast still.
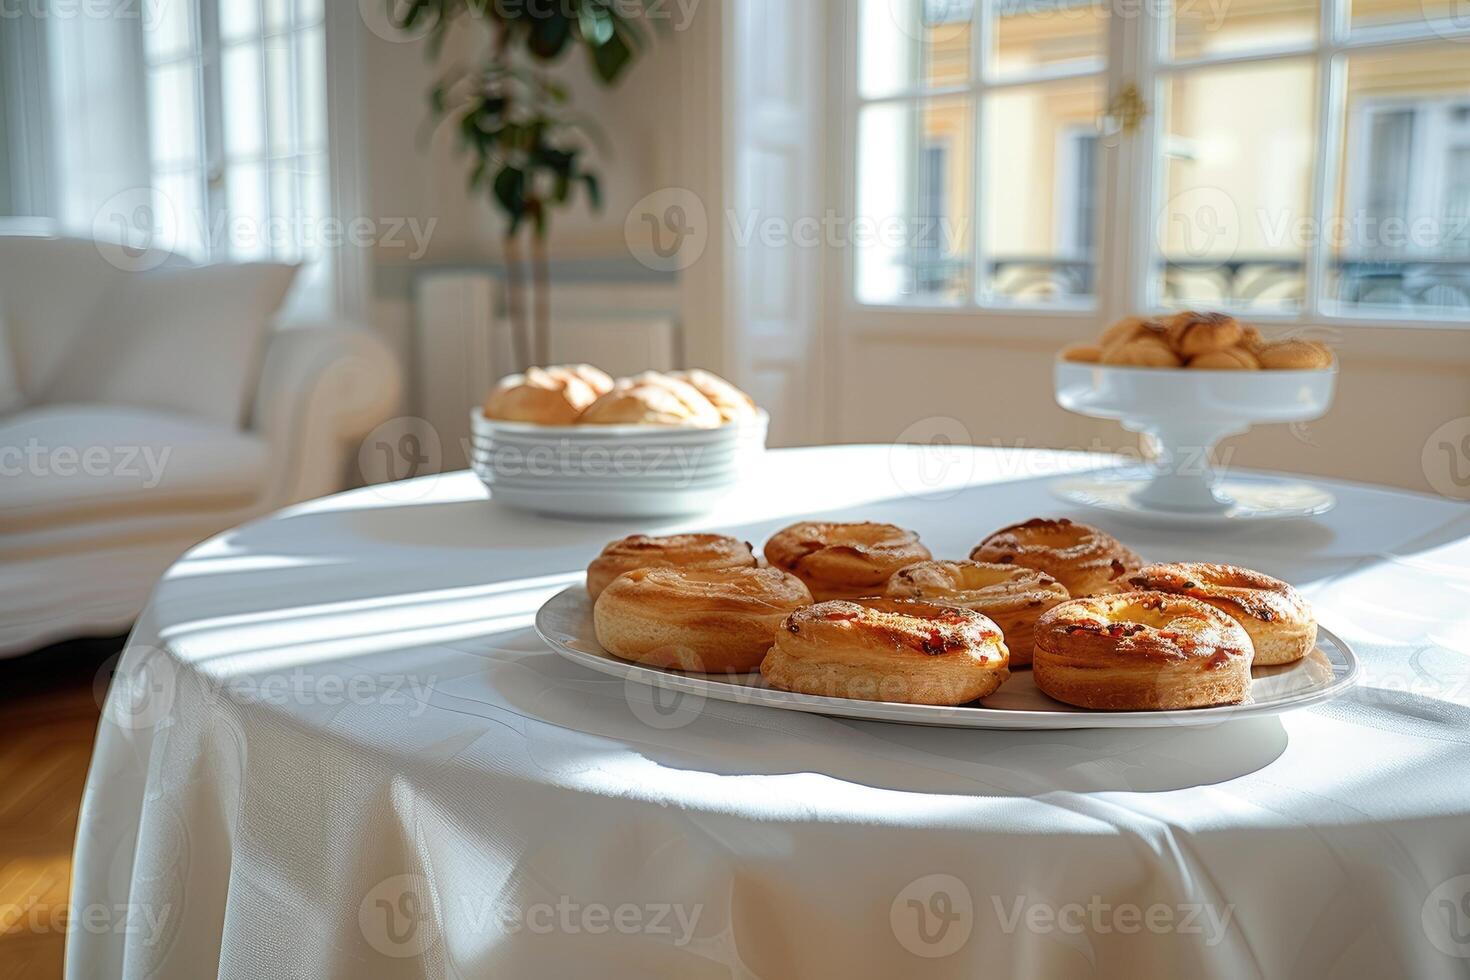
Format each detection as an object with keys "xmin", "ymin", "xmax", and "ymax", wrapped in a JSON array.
[
  {"xmin": 1060, "ymin": 344, "xmax": 1103, "ymax": 364},
  {"xmin": 885, "ymin": 560, "xmax": 1069, "ymax": 667},
  {"xmin": 1188, "ymin": 347, "xmax": 1260, "ymax": 370},
  {"xmin": 1126, "ymin": 562, "xmax": 1316, "ymax": 665},
  {"xmin": 1165, "ymin": 311, "xmax": 1244, "ymax": 357},
  {"xmin": 1240, "ymin": 325, "xmax": 1265, "ymax": 352},
  {"xmin": 760, "ymin": 598, "xmax": 1010, "ymax": 706},
  {"xmin": 764, "ymin": 521, "xmax": 932, "ymax": 601},
  {"xmin": 579, "ymin": 372, "xmax": 723, "ymax": 426},
  {"xmin": 1101, "ymin": 335, "xmax": 1182, "ymax": 368},
  {"xmin": 483, "ymin": 364, "xmax": 612, "ymax": 424},
  {"xmin": 668, "ymin": 369, "xmax": 759, "ymax": 421},
  {"xmin": 1033, "ymin": 592, "xmax": 1252, "ymax": 710},
  {"xmin": 593, "ymin": 566, "xmax": 812, "ymax": 673},
  {"xmin": 1257, "ymin": 339, "xmax": 1333, "ymax": 371},
  {"xmin": 971, "ymin": 518, "xmax": 1142, "ymax": 597},
  {"xmin": 586, "ymin": 533, "xmax": 757, "ymax": 601},
  {"xmin": 1100, "ymin": 316, "xmax": 1164, "ymax": 351}
]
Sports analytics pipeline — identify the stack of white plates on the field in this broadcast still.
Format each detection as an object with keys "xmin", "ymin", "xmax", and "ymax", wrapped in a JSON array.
[{"xmin": 469, "ymin": 408, "xmax": 768, "ymax": 517}]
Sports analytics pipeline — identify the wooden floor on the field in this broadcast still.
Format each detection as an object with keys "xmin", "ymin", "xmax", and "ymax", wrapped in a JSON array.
[{"xmin": 0, "ymin": 638, "xmax": 120, "ymax": 980}]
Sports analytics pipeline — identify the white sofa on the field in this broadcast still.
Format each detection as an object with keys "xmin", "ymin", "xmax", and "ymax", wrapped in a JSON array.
[{"xmin": 0, "ymin": 232, "xmax": 401, "ymax": 657}]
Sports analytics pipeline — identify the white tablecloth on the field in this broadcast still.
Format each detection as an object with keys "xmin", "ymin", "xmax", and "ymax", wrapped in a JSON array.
[{"xmin": 68, "ymin": 446, "xmax": 1470, "ymax": 979}]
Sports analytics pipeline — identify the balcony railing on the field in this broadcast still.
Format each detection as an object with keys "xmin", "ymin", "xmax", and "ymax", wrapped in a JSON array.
[{"xmin": 905, "ymin": 254, "xmax": 1470, "ymax": 312}]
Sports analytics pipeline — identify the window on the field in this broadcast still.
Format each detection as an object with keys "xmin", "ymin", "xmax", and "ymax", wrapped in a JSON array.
[
  {"xmin": 142, "ymin": 0, "xmax": 331, "ymax": 315},
  {"xmin": 853, "ymin": 0, "xmax": 1106, "ymax": 307},
  {"xmin": 848, "ymin": 0, "xmax": 1470, "ymax": 322}
]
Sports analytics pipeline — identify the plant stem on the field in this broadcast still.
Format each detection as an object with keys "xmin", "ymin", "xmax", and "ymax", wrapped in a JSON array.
[
  {"xmin": 504, "ymin": 231, "xmax": 529, "ymax": 372},
  {"xmin": 533, "ymin": 231, "xmax": 551, "ymax": 366}
]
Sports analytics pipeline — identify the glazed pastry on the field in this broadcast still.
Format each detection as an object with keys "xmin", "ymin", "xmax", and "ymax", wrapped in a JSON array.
[
  {"xmin": 1100, "ymin": 316, "xmax": 1164, "ymax": 351},
  {"xmin": 1165, "ymin": 311, "xmax": 1244, "ymax": 357},
  {"xmin": 761, "ymin": 598, "xmax": 1010, "ymax": 706},
  {"xmin": 1033, "ymin": 592, "xmax": 1252, "ymax": 710},
  {"xmin": 1257, "ymin": 339, "xmax": 1333, "ymax": 371},
  {"xmin": 587, "ymin": 533, "xmax": 757, "ymax": 601},
  {"xmin": 1127, "ymin": 562, "xmax": 1316, "ymax": 665},
  {"xmin": 765, "ymin": 521, "xmax": 932, "ymax": 601},
  {"xmin": 593, "ymin": 566, "xmax": 812, "ymax": 673},
  {"xmin": 579, "ymin": 372, "xmax": 723, "ymax": 426},
  {"xmin": 886, "ymin": 560, "xmax": 1069, "ymax": 667},
  {"xmin": 483, "ymin": 364, "xmax": 612, "ymax": 424},
  {"xmin": 1060, "ymin": 344, "xmax": 1103, "ymax": 364},
  {"xmin": 1188, "ymin": 347, "xmax": 1260, "ymax": 370},
  {"xmin": 668, "ymin": 369, "xmax": 759, "ymax": 421},
  {"xmin": 1101, "ymin": 335, "xmax": 1182, "ymax": 368},
  {"xmin": 971, "ymin": 518, "xmax": 1142, "ymax": 597}
]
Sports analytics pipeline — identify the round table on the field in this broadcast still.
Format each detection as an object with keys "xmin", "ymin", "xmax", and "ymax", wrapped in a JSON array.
[{"xmin": 69, "ymin": 446, "xmax": 1470, "ymax": 979}]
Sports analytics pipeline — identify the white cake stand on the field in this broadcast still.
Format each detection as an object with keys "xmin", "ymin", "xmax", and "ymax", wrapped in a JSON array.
[{"xmin": 1053, "ymin": 360, "xmax": 1338, "ymax": 524}]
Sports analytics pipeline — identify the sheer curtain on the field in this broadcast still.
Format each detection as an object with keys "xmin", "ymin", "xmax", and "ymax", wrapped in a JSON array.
[{"xmin": 9, "ymin": 0, "xmax": 340, "ymax": 322}]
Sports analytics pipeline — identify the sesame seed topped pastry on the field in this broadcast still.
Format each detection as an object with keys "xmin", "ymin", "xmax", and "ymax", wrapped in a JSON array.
[
  {"xmin": 1256, "ymin": 339, "xmax": 1334, "ymax": 371},
  {"xmin": 1127, "ymin": 562, "xmax": 1316, "ymax": 665},
  {"xmin": 760, "ymin": 598, "xmax": 1010, "ymax": 706},
  {"xmin": 886, "ymin": 560, "xmax": 1070, "ymax": 667},
  {"xmin": 765, "ymin": 521, "xmax": 932, "ymax": 601},
  {"xmin": 593, "ymin": 565, "xmax": 812, "ymax": 674},
  {"xmin": 1033, "ymin": 592, "xmax": 1253, "ymax": 710},
  {"xmin": 586, "ymin": 533, "xmax": 758, "ymax": 601},
  {"xmin": 971, "ymin": 518, "xmax": 1142, "ymax": 598},
  {"xmin": 1165, "ymin": 311, "xmax": 1245, "ymax": 358}
]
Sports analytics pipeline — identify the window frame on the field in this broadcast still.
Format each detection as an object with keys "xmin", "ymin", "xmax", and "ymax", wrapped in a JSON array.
[{"xmin": 839, "ymin": 0, "xmax": 1470, "ymax": 330}]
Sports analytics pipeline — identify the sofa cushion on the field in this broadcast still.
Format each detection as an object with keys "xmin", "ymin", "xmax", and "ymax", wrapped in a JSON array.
[
  {"xmin": 0, "ymin": 404, "xmax": 269, "ymax": 534},
  {"xmin": 44, "ymin": 261, "xmax": 298, "ymax": 427}
]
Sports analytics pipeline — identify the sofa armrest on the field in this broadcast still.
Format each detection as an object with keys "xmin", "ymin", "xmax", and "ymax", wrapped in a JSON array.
[{"xmin": 250, "ymin": 323, "xmax": 402, "ymax": 507}]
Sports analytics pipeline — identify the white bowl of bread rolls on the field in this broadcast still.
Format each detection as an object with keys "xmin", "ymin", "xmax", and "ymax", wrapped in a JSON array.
[
  {"xmin": 1055, "ymin": 311, "xmax": 1337, "ymax": 514},
  {"xmin": 471, "ymin": 365, "xmax": 767, "ymax": 518}
]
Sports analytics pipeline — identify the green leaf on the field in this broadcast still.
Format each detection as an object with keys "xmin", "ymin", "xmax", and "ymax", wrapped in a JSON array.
[
  {"xmin": 589, "ymin": 30, "xmax": 632, "ymax": 83},
  {"xmin": 493, "ymin": 165, "xmax": 527, "ymax": 223},
  {"xmin": 580, "ymin": 172, "xmax": 601, "ymax": 211},
  {"xmin": 577, "ymin": 4, "xmax": 614, "ymax": 46},
  {"xmin": 527, "ymin": 13, "xmax": 572, "ymax": 59}
]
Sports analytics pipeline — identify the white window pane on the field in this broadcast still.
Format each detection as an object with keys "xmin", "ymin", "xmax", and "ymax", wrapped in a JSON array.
[
  {"xmin": 270, "ymin": 162, "xmax": 300, "ymax": 259},
  {"xmin": 1169, "ymin": 0, "xmax": 1317, "ymax": 61},
  {"xmin": 222, "ymin": 43, "xmax": 266, "ymax": 159},
  {"xmin": 296, "ymin": 25, "xmax": 327, "ymax": 151},
  {"xmin": 144, "ymin": 0, "xmax": 193, "ymax": 62},
  {"xmin": 221, "ymin": 0, "xmax": 262, "ymax": 42},
  {"xmin": 148, "ymin": 63, "xmax": 200, "ymax": 168},
  {"xmin": 992, "ymin": 0, "xmax": 1106, "ymax": 78},
  {"xmin": 855, "ymin": 98, "xmax": 973, "ymax": 305},
  {"xmin": 1351, "ymin": 0, "xmax": 1469, "ymax": 33},
  {"xmin": 227, "ymin": 163, "xmax": 270, "ymax": 259},
  {"xmin": 265, "ymin": 0, "xmax": 291, "ymax": 32},
  {"xmin": 981, "ymin": 78, "xmax": 1102, "ymax": 305},
  {"xmin": 1329, "ymin": 45, "xmax": 1470, "ymax": 315},
  {"xmin": 858, "ymin": 0, "xmax": 972, "ymax": 99},
  {"xmin": 1153, "ymin": 59, "xmax": 1318, "ymax": 313},
  {"xmin": 296, "ymin": 0, "xmax": 324, "ymax": 24},
  {"xmin": 156, "ymin": 172, "xmax": 205, "ymax": 258},
  {"xmin": 266, "ymin": 36, "xmax": 297, "ymax": 157}
]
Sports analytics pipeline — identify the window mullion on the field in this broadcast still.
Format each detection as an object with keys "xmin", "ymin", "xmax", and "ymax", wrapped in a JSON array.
[
  {"xmin": 1305, "ymin": 0, "xmax": 1348, "ymax": 319},
  {"xmin": 198, "ymin": 0, "xmax": 225, "ymax": 260},
  {"xmin": 971, "ymin": 0, "xmax": 990, "ymax": 307},
  {"xmin": 1113, "ymin": 0, "xmax": 1162, "ymax": 316}
]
